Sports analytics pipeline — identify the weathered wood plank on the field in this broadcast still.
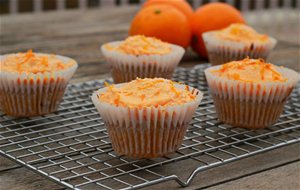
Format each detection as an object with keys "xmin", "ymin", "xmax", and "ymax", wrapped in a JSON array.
[
  {"xmin": 0, "ymin": 7, "xmax": 299, "ymax": 82},
  {"xmin": 0, "ymin": 6, "xmax": 300, "ymax": 190},
  {"xmin": 141, "ymin": 142, "xmax": 300, "ymax": 190},
  {"xmin": 1, "ymin": 142, "xmax": 299, "ymax": 190},
  {"xmin": 0, "ymin": 160, "xmax": 63, "ymax": 190},
  {"xmin": 206, "ymin": 161, "xmax": 300, "ymax": 190}
]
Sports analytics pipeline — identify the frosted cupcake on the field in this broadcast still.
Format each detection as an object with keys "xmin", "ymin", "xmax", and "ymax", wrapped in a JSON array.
[
  {"xmin": 202, "ymin": 24, "xmax": 277, "ymax": 65},
  {"xmin": 0, "ymin": 50, "xmax": 78, "ymax": 117},
  {"xmin": 92, "ymin": 78, "xmax": 203, "ymax": 158},
  {"xmin": 205, "ymin": 58, "xmax": 299, "ymax": 129},
  {"xmin": 101, "ymin": 35, "xmax": 185, "ymax": 83}
]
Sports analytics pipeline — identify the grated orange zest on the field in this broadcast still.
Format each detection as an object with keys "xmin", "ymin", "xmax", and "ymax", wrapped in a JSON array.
[
  {"xmin": 104, "ymin": 35, "xmax": 171, "ymax": 55},
  {"xmin": 99, "ymin": 78, "xmax": 196, "ymax": 107},
  {"xmin": 216, "ymin": 24, "xmax": 269, "ymax": 43},
  {"xmin": 1, "ymin": 50, "xmax": 75, "ymax": 74},
  {"xmin": 211, "ymin": 58, "xmax": 287, "ymax": 83}
]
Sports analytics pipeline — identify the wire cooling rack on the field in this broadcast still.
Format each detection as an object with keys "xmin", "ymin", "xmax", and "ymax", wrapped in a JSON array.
[{"xmin": 0, "ymin": 64, "xmax": 300, "ymax": 190}]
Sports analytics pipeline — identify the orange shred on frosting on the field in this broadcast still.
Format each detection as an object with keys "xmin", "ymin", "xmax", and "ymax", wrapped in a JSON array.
[
  {"xmin": 211, "ymin": 57, "xmax": 287, "ymax": 83},
  {"xmin": 99, "ymin": 78, "xmax": 196, "ymax": 107},
  {"xmin": 0, "ymin": 49, "xmax": 75, "ymax": 74},
  {"xmin": 104, "ymin": 35, "xmax": 171, "ymax": 55},
  {"xmin": 216, "ymin": 24, "xmax": 269, "ymax": 42}
]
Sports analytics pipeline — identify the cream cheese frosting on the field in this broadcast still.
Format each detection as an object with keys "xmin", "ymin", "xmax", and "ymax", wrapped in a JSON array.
[
  {"xmin": 211, "ymin": 58, "xmax": 287, "ymax": 83},
  {"xmin": 104, "ymin": 35, "xmax": 171, "ymax": 55},
  {"xmin": 216, "ymin": 24, "xmax": 269, "ymax": 43},
  {"xmin": 0, "ymin": 50, "xmax": 75, "ymax": 74},
  {"xmin": 99, "ymin": 78, "xmax": 196, "ymax": 107}
]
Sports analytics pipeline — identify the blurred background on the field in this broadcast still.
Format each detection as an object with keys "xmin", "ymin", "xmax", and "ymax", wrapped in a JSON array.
[
  {"xmin": 0, "ymin": 0, "xmax": 299, "ymax": 14},
  {"xmin": 0, "ymin": 0, "xmax": 299, "ymax": 82},
  {"xmin": 0, "ymin": 1, "xmax": 299, "ymax": 190}
]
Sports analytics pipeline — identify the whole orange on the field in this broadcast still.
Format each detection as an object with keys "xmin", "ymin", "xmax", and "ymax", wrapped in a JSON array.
[
  {"xmin": 143, "ymin": 0, "xmax": 193, "ymax": 21},
  {"xmin": 191, "ymin": 2, "xmax": 246, "ymax": 58},
  {"xmin": 129, "ymin": 4, "xmax": 191, "ymax": 48}
]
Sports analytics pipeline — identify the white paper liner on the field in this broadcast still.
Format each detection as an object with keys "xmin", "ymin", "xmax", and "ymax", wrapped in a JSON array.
[
  {"xmin": 205, "ymin": 65, "xmax": 299, "ymax": 128},
  {"xmin": 202, "ymin": 32, "xmax": 277, "ymax": 65},
  {"xmin": 205, "ymin": 65, "xmax": 299, "ymax": 103},
  {"xmin": 212, "ymin": 95, "xmax": 287, "ymax": 129},
  {"xmin": 0, "ymin": 53, "xmax": 78, "ymax": 117},
  {"xmin": 101, "ymin": 41, "xmax": 185, "ymax": 83},
  {"xmin": 91, "ymin": 83, "xmax": 203, "ymax": 158}
]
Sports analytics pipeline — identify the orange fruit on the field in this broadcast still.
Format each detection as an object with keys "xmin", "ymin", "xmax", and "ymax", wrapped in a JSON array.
[
  {"xmin": 143, "ymin": 0, "xmax": 194, "ymax": 21},
  {"xmin": 129, "ymin": 4, "xmax": 191, "ymax": 48},
  {"xmin": 191, "ymin": 2, "xmax": 246, "ymax": 58}
]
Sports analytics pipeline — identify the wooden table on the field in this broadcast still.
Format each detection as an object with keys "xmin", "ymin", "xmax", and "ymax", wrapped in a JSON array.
[{"xmin": 0, "ymin": 6, "xmax": 300, "ymax": 190}]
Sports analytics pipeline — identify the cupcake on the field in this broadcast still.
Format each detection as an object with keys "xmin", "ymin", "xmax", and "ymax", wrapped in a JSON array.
[
  {"xmin": 202, "ymin": 24, "xmax": 277, "ymax": 65},
  {"xmin": 0, "ymin": 50, "xmax": 78, "ymax": 117},
  {"xmin": 205, "ymin": 58, "xmax": 299, "ymax": 129},
  {"xmin": 101, "ymin": 35, "xmax": 185, "ymax": 83},
  {"xmin": 92, "ymin": 78, "xmax": 203, "ymax": 158}
]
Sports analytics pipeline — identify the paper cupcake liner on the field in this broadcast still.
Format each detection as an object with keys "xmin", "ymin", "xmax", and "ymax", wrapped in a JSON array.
[
  {"xmin": 212, "ymin": 95, "xmax": 286, "ymax": 129},
  {"xmin": 92, "ymin": 83, "xmax": 203, "ymax": 158},
  {"xmin": 0, "ymin": 54, "xmax": 78, "ymax": 117},
  {"xmin": 202, "ymin": 32, "xmax": 277, "ymax": 65},
  {"xmin": 205, "ymin": 65, "xmax": 299, "ymax": 129},
  {"xmin": 101, "ymin": 42, "xmax": 185, "ymax": 83}
]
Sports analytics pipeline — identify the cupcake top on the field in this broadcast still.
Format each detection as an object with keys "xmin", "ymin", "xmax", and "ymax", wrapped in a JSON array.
[
  {"xmin": 0, "ymin": 50, "xmax": 76, "ymax": 74},
  {"xmin": 211, "ymin": 58, "xmax": 287, "ymax": 83},
  {"xmin": 104, "ymin": 35, "xmax": 171, "ymax": 55},
  {"xmin": 99, "ymin": 78, "xmax": 196, "ymax": 107},
  {"xmin": 216, "ymin": 24, "xmax": 269, "ymax": 42}
]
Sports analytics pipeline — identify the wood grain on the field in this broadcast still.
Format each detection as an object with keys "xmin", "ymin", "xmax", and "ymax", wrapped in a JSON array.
[
  {"xmin": 207, "ymin": 161, "xmax": 300, "ymax": 190},
  {"xmin": 141, "ymin": 142, "xmax": 300, "ymax": 190},
  {"xmin": 1, "ymin": 142, "xmax": 299, "ymax": 190},
  {"xmin": 0, "ymin": 6, "xmax": 300, "ymax": 190},
  {"xmin": 1, "ymin": 7, "xmax": 299, "ymax": 84}
]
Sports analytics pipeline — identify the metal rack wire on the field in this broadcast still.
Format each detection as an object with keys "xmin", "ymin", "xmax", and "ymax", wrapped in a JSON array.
[{"xmin": 0, "ymin": 64, "xmax": 300, "ymax": 190}]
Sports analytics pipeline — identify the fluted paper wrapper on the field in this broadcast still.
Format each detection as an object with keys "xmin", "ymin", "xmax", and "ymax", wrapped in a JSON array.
[
  {"xmin": 92, "ymin": 84, "xmax": 203, "ymax": 158},
  {"xmin": 203, "ymin": 32, "xmax": 277, "ymax": 65},
  {"xmin": 205, "ymin": 66, "xmax": 299, "ymax": 129},
  {"xmin": 0, "ymin": 54, "xmax": 78, "ymax": 117},
  {"xmin": 101, "ymin": 42, "xmax": 185, "ymax": 83}
]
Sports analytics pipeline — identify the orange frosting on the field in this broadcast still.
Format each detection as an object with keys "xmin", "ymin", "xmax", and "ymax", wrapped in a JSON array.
[
  {"xmin": 216, "ymin": 24, "xmax": 269, "ymax": 42},
  {"xmin": 104, "ymin": 35, "xmax": 171, "ymax": 55},
  {"xmin": 211, "ymin": 58, "xmax": 287, "ymax": 83},
  {"xmin": 99, "ymin": 78, "xmax": 196, "ymax": 107},
  {"xmin": 0, "ymin": 50, "xmax": 75, "ymax": 74}
]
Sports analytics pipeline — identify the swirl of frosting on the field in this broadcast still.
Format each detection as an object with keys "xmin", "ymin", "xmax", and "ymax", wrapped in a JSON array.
[
  {"xmin": 211, "ymin": 58, "xmax": 287, "ymax": 83},
  {"xmin": 99, "ymin": 78, "xmax": 196, "ymax": 107},
  {"xmin": 216, "ymin": 24, "xmax": 269, "ymax": 42},
  {"xmin": 104, "ymin": 35, "xmax": 171, "ymax": 55},
  {"xmin": 1, "ymin": 50, "xmax": 75, "ymax": 74}
]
